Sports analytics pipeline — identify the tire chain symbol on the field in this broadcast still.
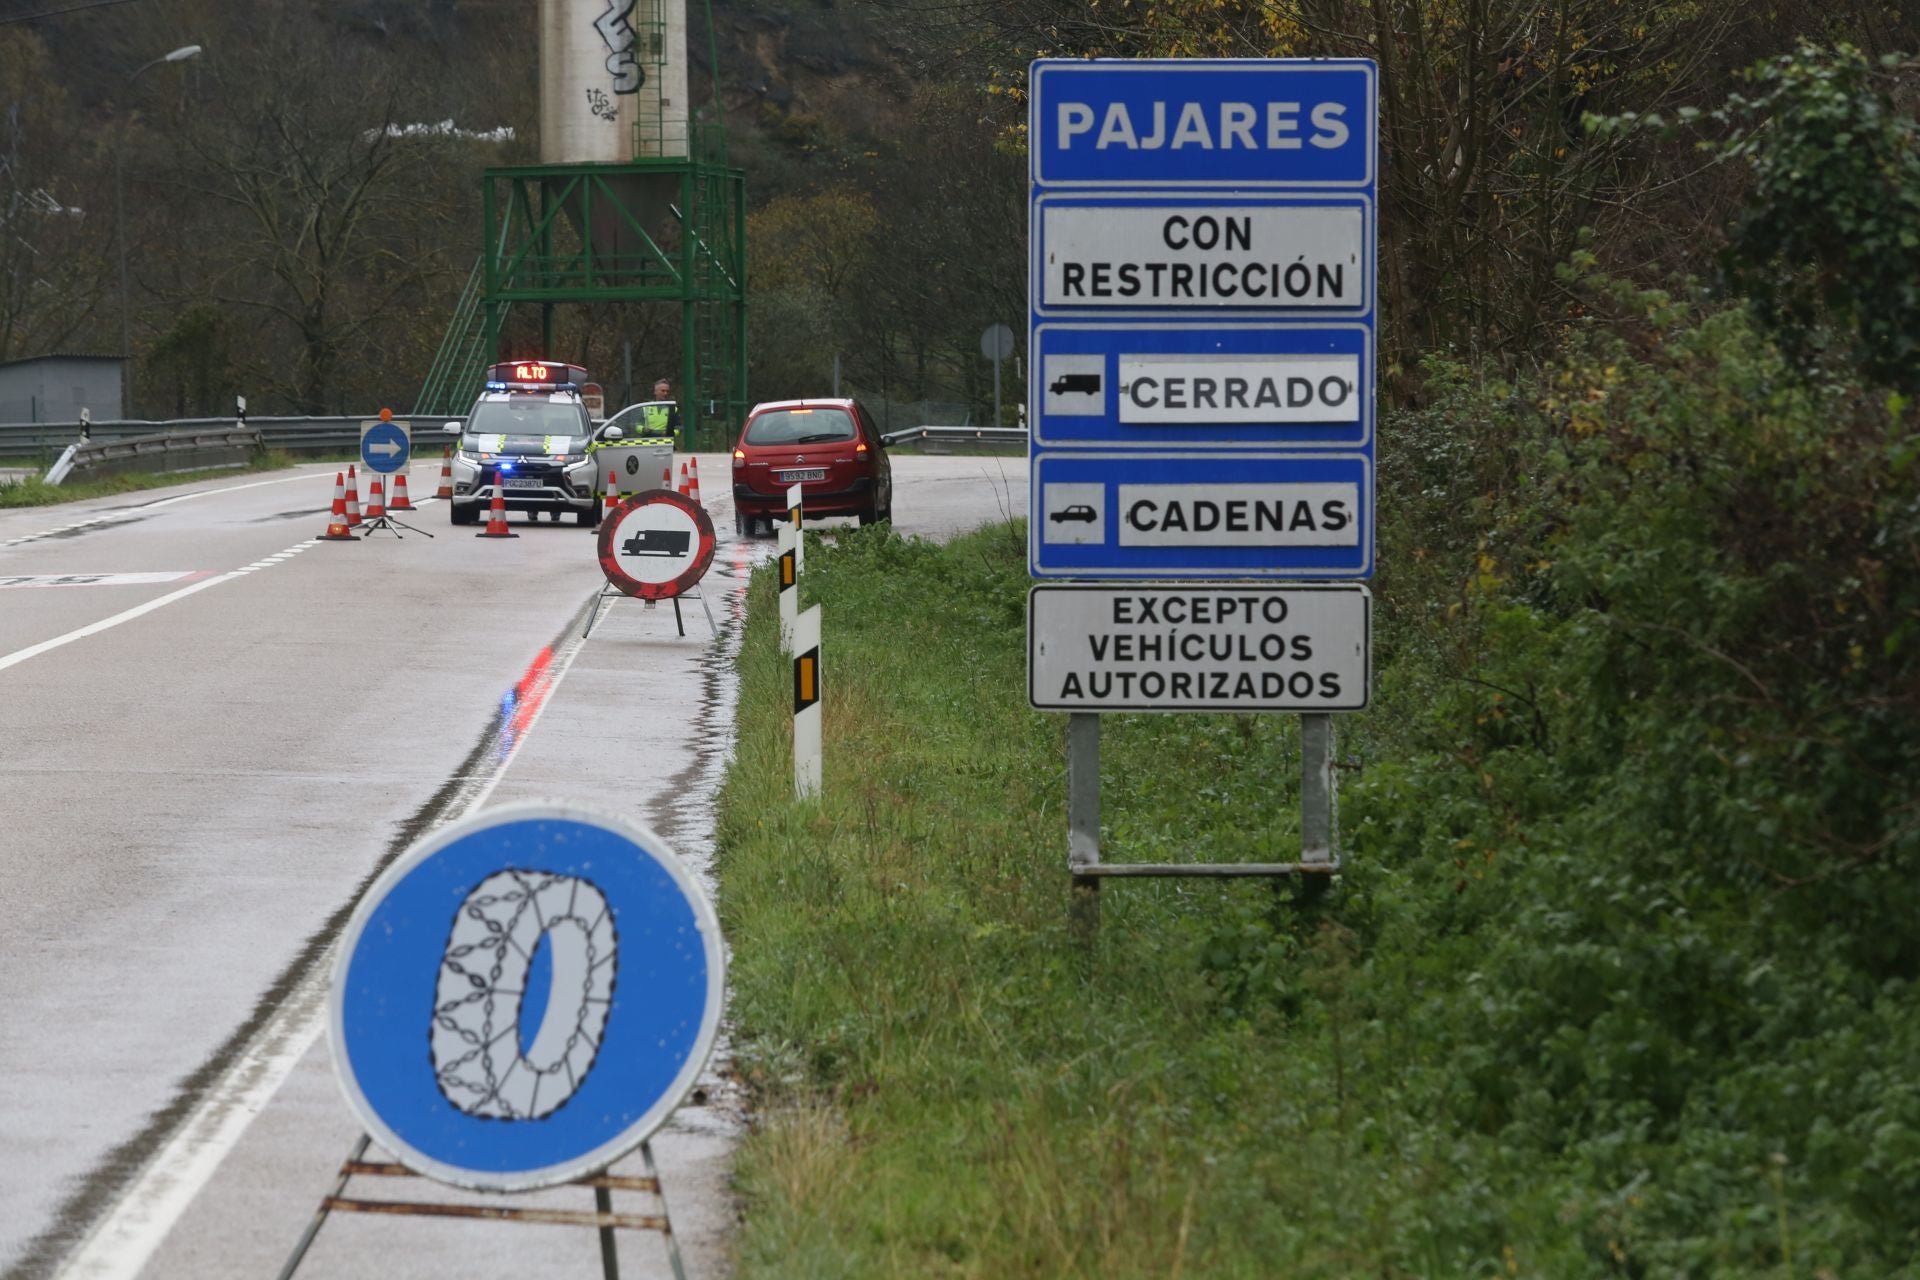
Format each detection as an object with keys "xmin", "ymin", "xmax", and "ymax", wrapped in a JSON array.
[{"xmin": 429, "ymin": 870, "xmax": 617, "ymax": 1120}]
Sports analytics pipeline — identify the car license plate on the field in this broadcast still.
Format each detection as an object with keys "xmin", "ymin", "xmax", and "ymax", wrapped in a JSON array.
[
  {"xmin": 502, "ymin": 475, "xmax": 543, "ymax": 489},
  {"xmin": 777, "ymin": 468, "xmax": 827, "ymax": 483}
]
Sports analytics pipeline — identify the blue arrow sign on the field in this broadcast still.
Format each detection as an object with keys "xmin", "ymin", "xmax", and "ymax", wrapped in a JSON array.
[
  {"xmin": 329, "ymin": 801, "xmax": 726, "ymax": 1191},
  {"xmin": 359, "ymin": 421, "xmax": 411, "ymax": 475},
  {"xmin": 1030, "ymin": 60, "xmax": 1377, "ymax": 189},
  {"xmin": 1030, "ymin": 451, "xmax": 1373, "ymax": 579}
]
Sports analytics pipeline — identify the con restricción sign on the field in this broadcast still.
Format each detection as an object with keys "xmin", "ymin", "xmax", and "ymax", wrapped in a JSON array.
[
  {"xmin": 1028, "ymin": 583, "xmax": 1370, "ymax": 712},
  {"xmin": 329, "ymin": 801, "xmax": 726, "ymax": 1191},
  {"xmin": 597, "ymin": 491, "xmax": 717, "ymax": 600}
]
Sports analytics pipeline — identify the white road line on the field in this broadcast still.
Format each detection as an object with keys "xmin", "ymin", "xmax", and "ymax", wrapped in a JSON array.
[
  {"xmin": 54, "ymin": 608, "xmax": 594, "ymax": 1280},
  {"xmin": 0, "ymin": 538, "xmax": 318, "ymax": 674}
]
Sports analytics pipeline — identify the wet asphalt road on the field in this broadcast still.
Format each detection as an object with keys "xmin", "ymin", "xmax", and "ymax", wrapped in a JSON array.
[{"xmin": 0, "ymin": 451, "xmax": 1027, "ymax": 1279}]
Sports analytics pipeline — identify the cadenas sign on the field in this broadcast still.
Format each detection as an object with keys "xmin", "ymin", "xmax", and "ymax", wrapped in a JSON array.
[{"xmin": 596, "ymin": 0, "xmax": 643, "ymax": 94}]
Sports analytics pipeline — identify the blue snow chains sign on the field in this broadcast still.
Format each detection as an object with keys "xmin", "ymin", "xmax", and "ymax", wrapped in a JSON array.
[
  {"xmin": 1030, "ymin": 451, "xmax": 1373, "ymax": 579},
  {"xmin": 1032, "ymin": 322, "xmax": 1371, "ymax": 450},
  {"xmin": 1030, "ymin": 59, "xmax": 1376, "ymax": 190},
  {"xmin": 359, "ymin": 420, "xmax": 411, "ymax": 475},
  {"xmin": 328, "ymin": 800, "xmax": 726, "ymax": 1192}
]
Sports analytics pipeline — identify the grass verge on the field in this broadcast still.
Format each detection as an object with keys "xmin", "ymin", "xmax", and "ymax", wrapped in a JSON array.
[
  {"xmin": 0, "ymin": 450, "xmax": 303, "ymax": 508},
  {"xmin": 715, "ymin": 522, "xmax": 1441, "ymax": 1278}
]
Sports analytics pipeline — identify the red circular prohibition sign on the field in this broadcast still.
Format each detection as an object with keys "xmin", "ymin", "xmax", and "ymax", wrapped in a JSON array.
[{"xmin": 596, "ymin": 491, "xmax": 717, "ymax": 600}]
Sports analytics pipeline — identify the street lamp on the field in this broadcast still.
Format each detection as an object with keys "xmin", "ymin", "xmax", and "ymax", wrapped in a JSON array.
[{"xmin": 115, "ymin": 43, "xmax": 201, "ymax": 418}]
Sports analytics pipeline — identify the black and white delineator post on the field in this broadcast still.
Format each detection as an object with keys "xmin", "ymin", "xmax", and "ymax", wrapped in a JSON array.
[
  {"xmin": 787, "ymin": 482, "xmax": 805, "ymax": 576},
  {"xmin": 793, "ymin": 604, "xmax": 822, "ymax": 800},
  {"xmin": 777, "ymin": 523, "xmax": 798, "ymax": 654}
]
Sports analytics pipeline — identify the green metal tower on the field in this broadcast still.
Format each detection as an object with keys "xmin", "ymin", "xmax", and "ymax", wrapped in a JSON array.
[{"xmin": 415, "ymin": 0, "xmax": 747, "ymax": 450}]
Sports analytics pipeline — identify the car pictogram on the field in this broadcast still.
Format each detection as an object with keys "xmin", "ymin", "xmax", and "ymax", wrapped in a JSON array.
[{"xmin": 1049, "ymin": 504, "xmax": 1098, "ymax": 524}]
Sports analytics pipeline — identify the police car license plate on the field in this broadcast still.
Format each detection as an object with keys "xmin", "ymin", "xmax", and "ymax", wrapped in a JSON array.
[
  {"xmin": 502, "ymin": 476, "xmax": 542, "ymax": 489},
  {"xmin": 777, "ymin": 468, "xmax": 826, "ymax": 483}
]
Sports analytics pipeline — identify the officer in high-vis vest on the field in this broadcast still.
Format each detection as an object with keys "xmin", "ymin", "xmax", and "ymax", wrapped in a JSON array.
[{"xmin": 642, "ymin": 377, "xmax": 682, "ymax": 448}]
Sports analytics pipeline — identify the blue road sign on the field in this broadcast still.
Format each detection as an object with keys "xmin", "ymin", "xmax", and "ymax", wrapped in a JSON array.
[
  {"xmin": 1031, "ymin": 451, "xmax": 1373, "ymax": 579},
  {"xmin": 1029, "ymin": 57, "xmax": 1378, "ymax": 582},
  {"xmin": 1032, "ymin": 322, "xmax": 1371, "ymax": 450},
  {"xmin": 1030, "ymin": 59, "xmax": 1376, "ymax": 189},
  {"xmin": 359, "ymin": 420, "xmax": 411, "ymax": 475},
  {"xmin": 329, "ymin": 800, "xmax": 726, "ymax": 1191}
]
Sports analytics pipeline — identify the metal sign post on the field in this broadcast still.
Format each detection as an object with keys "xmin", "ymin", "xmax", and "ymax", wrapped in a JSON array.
[
  {"xmin": 1028, "ymin": 57, "xmax": 1378, "ymax": 920},
  {"xmin": 981, "ymin": 323, "xmax": 1015, "ymax": 430}
]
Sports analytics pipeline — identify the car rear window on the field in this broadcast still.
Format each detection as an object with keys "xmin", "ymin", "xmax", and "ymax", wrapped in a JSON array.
[{"xmin": 745, "ymin": 408, "xmax": 856, "ymax": 445}]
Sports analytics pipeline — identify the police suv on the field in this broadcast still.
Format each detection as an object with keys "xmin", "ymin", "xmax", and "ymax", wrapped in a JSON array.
[{"xmin": 445, "ymin": 361, "xmax": 604, "ymax": 527}]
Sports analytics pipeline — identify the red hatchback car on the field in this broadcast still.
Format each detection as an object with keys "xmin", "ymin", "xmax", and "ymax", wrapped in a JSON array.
[{"xmin": 731, "ymin": 398, "xmax": 894, "ymax": 536}]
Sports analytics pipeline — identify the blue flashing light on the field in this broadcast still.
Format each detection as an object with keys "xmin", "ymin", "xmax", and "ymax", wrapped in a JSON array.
[
  {"xmin": 485, "ymin": 381, "xmax": 507, "ymax": 390},
  {"xmin": 499, "ymin": 460, "xmax": 515, "ymax": 472}
]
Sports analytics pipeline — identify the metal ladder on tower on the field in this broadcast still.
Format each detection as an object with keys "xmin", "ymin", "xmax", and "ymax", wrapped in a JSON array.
[{"xmin": 412, "ymin": 256, "xmax": 497, "ymax": 419}]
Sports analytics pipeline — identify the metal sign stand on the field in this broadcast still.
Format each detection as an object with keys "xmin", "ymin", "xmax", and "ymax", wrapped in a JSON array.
[
  {"xmin": 357, "ymin": 510, "xmax": 433, "ymax": 539},
  {"xmin": 583, "ymin": 585, "xmax": 718, "ymax": 639},
  {"xmin": 1066, "ymin": 711, "xmax": 1337, "ymax": 934},
  {"xmin": 275, "ymin": 1134, "xmax": 689, "ymax": 1280}
]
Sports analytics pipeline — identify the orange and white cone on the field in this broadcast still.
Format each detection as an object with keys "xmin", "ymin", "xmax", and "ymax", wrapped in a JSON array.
[
  {"xmin": 661, "ymin": 464, "xmax": 672, "ymax": 490},
  {"xmin": 603, "ymin": 469, "xmax": 621, "ymax": 515},
  {"xmin": 687, "ymin": 457, "xmax": 701, "ymax": 504},
  {"xmin": 476, "ymin": 485, "xmax": 518, "ymax": 538},
  {"xmin": 435, "ymin": 446, "xmax": 454, "ymax": 499},
  {"xmin": 345, "ymin": 465, "xmax": 363, "ymax": 526},
  {"xmin": 389, "ymin": 470, "xmax": 415, "ymax": 511},
  {"xmin": 365, "ymin": 476, "xmax": 387, "ymax": 520},
  {"xmin": 678, "ymin": 462, "xmax": 690, "ymax": 497},
  {"xmin": 319, "ymin": 473, "xmax": 357, "ymax": 541}
]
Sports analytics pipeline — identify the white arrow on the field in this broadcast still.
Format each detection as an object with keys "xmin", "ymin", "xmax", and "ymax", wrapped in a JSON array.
[{"xmin": 368, "ymin": 440, "xmax": 403, "ymax": 457}]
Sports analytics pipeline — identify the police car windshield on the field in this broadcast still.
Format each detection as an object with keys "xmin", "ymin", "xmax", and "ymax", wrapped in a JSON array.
[
  {"xmin": 745, "ymin": 408, "xmax": 854, "ymax": 445},
  {"xmin": 465, "ymin": 399, "xmax": 589, "ymax": 446}
]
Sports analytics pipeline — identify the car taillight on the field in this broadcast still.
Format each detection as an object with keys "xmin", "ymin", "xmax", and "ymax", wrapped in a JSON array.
[
  {"xmin": 855, "ymin": 441, "xmax": 867, "ymax": 454},
  {"xmin": 732, "ymin": 448, "xmax": 746, "ymax": 463}
]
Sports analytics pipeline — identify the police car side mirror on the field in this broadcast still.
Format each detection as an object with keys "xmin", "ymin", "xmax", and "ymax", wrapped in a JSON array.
[
  {"xmin": 442, "ymin": 421, "xmax": 461, "ymax": 434},
  {"xmin": 600, "ymin": 425, "xmax": 624, "ymax": 442}
]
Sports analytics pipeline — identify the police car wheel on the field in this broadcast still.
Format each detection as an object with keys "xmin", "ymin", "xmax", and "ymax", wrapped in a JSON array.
[
  {"xmin": 577, "ymin": 508, "xmax": 598, "ymax": 527},
  {"xmin": 450, "ymin": 503, "xmax": 478, "ymax": 526}
]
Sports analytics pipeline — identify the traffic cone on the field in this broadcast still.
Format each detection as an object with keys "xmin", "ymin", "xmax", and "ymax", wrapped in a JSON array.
[
  {"xmin": 603, "ymin": 469, "xmax": 621, "ymax": 516},
  {"xmin": 365, "ymin": 476, "xmax": 387, "ymax": 520},
  {"xmin": 435, "ymin": 446, "xmax": 454, "ymax": 499},
  {"xmin": 476, "ymin": 486, "xmax": 518, "ymax": 538},
  {"xmin": 661, "ymin": 463, "xmax": 672, "ymax": 490},
  {"xmin": 687, "ymin": 457, "xmax": 701, "ymax": 504},
  {"xmin": 390, "ymin": 470, "xmax": 415, "ymax": 511},
  {"xmin": 319, "ymin": 473, "xmax": 357, "ymax": 541},
  {"xmin": 678, "ymin": 462, "xmax": 690, "ymax": 497},
  {"xmin": 345, "ymin": 465, "xmax": 363, "ymax": 526}
]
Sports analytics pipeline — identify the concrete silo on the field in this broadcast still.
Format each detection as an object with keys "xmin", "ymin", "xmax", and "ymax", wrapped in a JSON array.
[{"xmin": 415, "ymin": 0, "xmax": 746, "ymax": 446}]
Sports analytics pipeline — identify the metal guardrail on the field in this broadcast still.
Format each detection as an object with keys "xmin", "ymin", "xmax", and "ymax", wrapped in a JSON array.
[
  {"xmin": 0, "ymin": 417, "xmax": 468, "ymax": 463},
  {"xmin": 63, "ymin": 428, "xmax": 265, "ymax": 482},
  {"xmin": 881, "ymin": 425, "xmax": 1029, "ymax": 451}
]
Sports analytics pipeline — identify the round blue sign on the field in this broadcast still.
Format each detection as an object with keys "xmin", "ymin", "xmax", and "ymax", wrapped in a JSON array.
[
  {"xmin": 360, "ymin": 421, "xmax": 411, "ymax": 474},
  {"xmin": 328, "ymin": 801, "xmax": 725, "ymax": 1191}
]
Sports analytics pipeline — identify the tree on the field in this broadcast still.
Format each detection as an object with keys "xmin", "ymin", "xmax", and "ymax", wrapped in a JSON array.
[
  {"xmin": 170, "ymin": 5, "xmax": 454, "ymax": 412},
  {"xmin": 0, "ymin": 29, "xmax": 111, "ymax": 364}
]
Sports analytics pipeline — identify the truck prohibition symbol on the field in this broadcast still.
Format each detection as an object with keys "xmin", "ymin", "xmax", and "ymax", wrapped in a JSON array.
[{"xmin": 621, "ymin": 528, "xmax": 692, "ymax": 557}]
